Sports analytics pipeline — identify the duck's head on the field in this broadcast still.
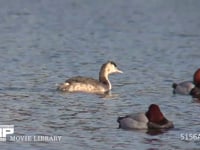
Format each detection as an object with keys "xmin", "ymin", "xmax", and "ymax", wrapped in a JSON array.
[
  {"xmin": 193, "ymin": 68, "xmax": 200, "ymax": 87},
  {"xmin": 190, "ymin": 87, "xmax": 200, "ymax": 98},
  {"xmin": 146, "ymin": 104, "xmax": 165, "ymax": 124},
  {"xmin": 101, "ymin": 61, "xmax": 123, "ymax": 75}
]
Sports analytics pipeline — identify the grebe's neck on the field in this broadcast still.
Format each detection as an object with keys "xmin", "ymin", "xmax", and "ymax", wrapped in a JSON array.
[{"xmin": 99, "ymin": 70, "xmax": 112, "ymax": 90}]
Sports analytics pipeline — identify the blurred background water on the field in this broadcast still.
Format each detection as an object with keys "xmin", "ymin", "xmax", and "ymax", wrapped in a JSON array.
[{"xmin": 0, "ymin": 0, "xmax": 200, "ymax": 149}]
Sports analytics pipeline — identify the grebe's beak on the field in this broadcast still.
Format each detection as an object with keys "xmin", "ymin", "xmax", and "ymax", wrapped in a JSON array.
[{"xmin": 116, "ymin": 69, "xmax": 123, "ymax": 74}]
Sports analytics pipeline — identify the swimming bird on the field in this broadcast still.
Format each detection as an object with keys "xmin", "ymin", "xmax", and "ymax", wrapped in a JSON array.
[
  {"xmin": 190, "ymin": 87, "xmax": 200, "ymax": 100},
  {"xmin": 193, "ymin": 68, "xmax": 200, "ymax": 88},
  {"xmin": 190, "ymin": 68, "xmax": 200, "ymax": 99},
  {"xmin": 57, "ymin": 61, "xmax": 123, "ymax": 94},
  {"xmin": 117, "ymin": 104, "xmax": 174, "ymax": 130},
  {"xmin": 172, "ymin": 68, "xmax": 200, "ymax": 95},
  {"xmin": 172, "ymin": 81, "xmax": 195, "ymax": 95}
]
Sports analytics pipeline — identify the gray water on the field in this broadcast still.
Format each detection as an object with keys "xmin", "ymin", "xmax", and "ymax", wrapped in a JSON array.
[{"xmin": 0, "ymin": 0, "xmax": 200, "ymax": 149}]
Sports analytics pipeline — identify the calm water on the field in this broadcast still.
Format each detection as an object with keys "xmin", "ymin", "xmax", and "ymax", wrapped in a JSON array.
[{"xmin": 0, "ymin": 0, "xmax": 200, "ymax": 149}]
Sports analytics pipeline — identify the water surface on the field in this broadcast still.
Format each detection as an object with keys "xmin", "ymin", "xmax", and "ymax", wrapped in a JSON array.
[{"xmin": 0, "ymin": 0, "xmax": 200, "ymax": 149}]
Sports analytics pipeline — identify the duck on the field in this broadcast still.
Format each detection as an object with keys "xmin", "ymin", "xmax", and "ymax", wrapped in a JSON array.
[
  {"xmin": 190, "ymin": 68, "xmax": 200, "ymax": 99},
  {"xmin": 193, "ymin": 68, "xmax": 200, "ymax": 88},
  {"xmin": 172, "ymin": 81, "xmax": 195, "ymax": 95},
  {"xmin": 190, "ymin": 87, "xmax": 200, "ymax": 100},
  {"xmin": 117, "ymin": 104, "xmax": 174, "ymax": 130},
  {"xmin": 172, "ymin": 68, "xmax": 200, "ymax": 95},
  {"xmin": 57, "ymin": 61, "xmax": 123, "ymax": 94}
]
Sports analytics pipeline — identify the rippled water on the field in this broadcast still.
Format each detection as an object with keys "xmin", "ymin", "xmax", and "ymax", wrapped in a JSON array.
[{"xmin": 1, "ymin": 0, "xmax": 200, "ymax": 149}]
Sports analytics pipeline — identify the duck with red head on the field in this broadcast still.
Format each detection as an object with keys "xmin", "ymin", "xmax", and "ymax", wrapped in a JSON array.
[
  {"xmin": 193, "ymin": 68, "xmax": 200, "ymax": 87},
  {"xmin": 172, "ymin": 68, "xmax": 200, "ymax": 96},
  {"xmin": 172, "ymin": 81, "xmax": 194, "ymax": 95},
  {"xmin": 146, "ymin": 104, "xmax": 173, "ymax": 129},
  {"xmin": 117, "ymin": 104, "xmax": 174, "ymax": 130},
  {"xmin": 190, "ymin": 68, "xmax": 200, "ymax": 99}
]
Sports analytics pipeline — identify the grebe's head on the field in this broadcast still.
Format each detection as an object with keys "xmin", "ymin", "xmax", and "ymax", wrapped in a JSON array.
[
  {"xmin": 101, "ymin": 61, "xmax": 123, "ymax": 75},
  {"xmin": 146, "ymin": 104, "xmax": 165, "ymax": 124},
  {"xmin": 194, "ymin": 68, "xmax": 200, "ymax": 87}
]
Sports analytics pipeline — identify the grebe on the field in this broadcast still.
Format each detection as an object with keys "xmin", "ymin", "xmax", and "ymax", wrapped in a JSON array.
[
  {"xmin": 117, "ymin": 104, "xmax": 174, "ymax": 130},
  {"xmin": 57, "ymin": 61, "xmax": 123, "ymax": 94}
]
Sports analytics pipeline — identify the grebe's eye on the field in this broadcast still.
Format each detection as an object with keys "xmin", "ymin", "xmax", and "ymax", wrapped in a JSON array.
[{"xmin": 110, "ymin": 61, "xmax": 117, "ymax": 67}]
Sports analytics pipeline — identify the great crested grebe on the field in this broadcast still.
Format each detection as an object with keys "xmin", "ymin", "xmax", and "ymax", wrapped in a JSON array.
[{"xmin": 57, "ymin": 61, "xmax": 123, "ymax": 94}]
